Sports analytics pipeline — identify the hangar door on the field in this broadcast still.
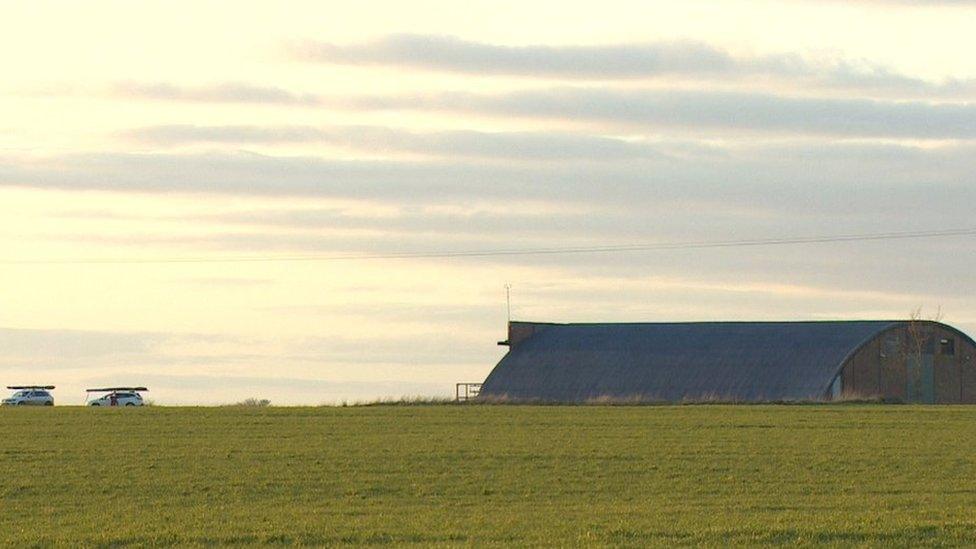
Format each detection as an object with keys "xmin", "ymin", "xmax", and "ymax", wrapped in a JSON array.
[{"xmin": 906, "ymin": 355, "xmax": 935, "ymax": 404}]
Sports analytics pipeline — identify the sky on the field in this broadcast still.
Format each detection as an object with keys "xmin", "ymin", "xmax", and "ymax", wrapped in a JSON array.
[{"xmin": 2, "ymin": 0, "xmax": 975, "ymax": 405}]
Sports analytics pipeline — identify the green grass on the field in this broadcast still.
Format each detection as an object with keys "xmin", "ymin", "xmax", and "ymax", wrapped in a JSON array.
[{"xmin": 3, "ymin": 405, "xmax": 976, "ymax": 547}]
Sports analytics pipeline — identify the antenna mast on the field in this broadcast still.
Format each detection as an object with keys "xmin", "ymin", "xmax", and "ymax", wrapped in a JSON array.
[{"xmin": 505, "ymin": 283, "xmax": 512, "ymax": 323}]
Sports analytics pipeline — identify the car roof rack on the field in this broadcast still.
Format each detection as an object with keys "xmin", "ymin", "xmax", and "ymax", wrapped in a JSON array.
[
  {"xmin": 7, "ymin": 385, "xmax": 55, "ymax": 390},
  {"xmin": 86, "ymin": 387, "xmax": 148, "ymax": 392}
]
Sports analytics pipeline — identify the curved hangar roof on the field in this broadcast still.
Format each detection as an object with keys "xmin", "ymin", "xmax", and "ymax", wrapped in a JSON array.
[{"xmin": 481, "ymin": 320, "xmax": 941, "ymax": 402}]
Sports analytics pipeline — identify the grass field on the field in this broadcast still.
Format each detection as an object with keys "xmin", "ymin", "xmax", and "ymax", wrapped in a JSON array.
[{"xmin": 3, "ymin": 405, "xmax": 976, "ymax": 547}]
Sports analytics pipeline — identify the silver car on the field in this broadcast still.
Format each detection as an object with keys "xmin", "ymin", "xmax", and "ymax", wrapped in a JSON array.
[
  {"xmin": 3, "ymin": 386, "xmax": 55, "ymax": 406},
  {"xmin": 87, "ymin": 388, "xmax": 147, "ymax": 407}
]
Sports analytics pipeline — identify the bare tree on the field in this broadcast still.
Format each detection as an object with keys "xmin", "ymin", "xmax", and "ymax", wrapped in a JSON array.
[{"xmin": 903, "ymin": 306, "xmax": 944, "ymax": 402}]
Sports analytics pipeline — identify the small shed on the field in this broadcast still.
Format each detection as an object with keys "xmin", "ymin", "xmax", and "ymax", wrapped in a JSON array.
[{"xmin": 479, "ymin": 320, "xmax": 976, "ymax": 403}]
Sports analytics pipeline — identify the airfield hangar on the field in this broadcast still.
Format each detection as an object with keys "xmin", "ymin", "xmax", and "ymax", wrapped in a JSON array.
[{"xmin": 479, "ymin": 320, "xmax": 976, "ymax": 404}]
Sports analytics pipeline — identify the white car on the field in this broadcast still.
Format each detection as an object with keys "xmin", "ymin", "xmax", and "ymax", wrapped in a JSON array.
[
  {"xmin": 88, "ymin": 391, "xmax": 143, "ymax": 406},
  {"xmin": 86, "ymin": 386, "xmax": 148, "ymax": 407},
  {"xmin": 88, "ymin": 391, "xmax": 145, "ymax": 407},
  {"xmin": 3, "ymin": 386, "xmax": 55, "ymax": 406}
]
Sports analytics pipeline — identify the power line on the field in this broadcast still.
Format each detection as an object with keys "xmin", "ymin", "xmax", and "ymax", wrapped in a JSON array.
[{"xmin": 2, "ymin": 226, "xmax": 975, "ymax": 265}]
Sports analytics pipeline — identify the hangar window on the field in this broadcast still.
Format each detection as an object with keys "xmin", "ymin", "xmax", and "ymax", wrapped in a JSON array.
[{"xmin": 941, "ymin": 338, "xmax": 955, "ymax": 356}]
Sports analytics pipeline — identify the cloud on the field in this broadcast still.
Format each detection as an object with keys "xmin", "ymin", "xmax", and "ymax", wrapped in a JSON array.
[
  {"xmin": 0, "ymin": 327, "xmax": 155, "ymax": 362},
  {"xmin": 110, "ymin": 82, "xmax": 976, "ymax": 138},
  {"xmin": 0, "ymin": 327, "xmax": 237, "ymax": 370},
  {"xmin": 846, "ymin": 0, "xmax": 976, "ymax": 4},
  {"xmin": 3, "ymin": 142, "xmax": 974, "ymax": 205},
  {"xmin": 351, "ymin": 88, "xmax": 976, "ymax": 139},
  {"xmin": 7, "ymin": 141, "xmax": 976, "ymax": 298},
  {"xmin": 44, "ymin": 220, "xmax": 976, "ymax": 295},
  {"xmin": 5, "ymin": 141, "xmax": 976, "ymax": 298},
  {"xmin": 113, "ymin": 81, "xmax": 322, "ymax": 105},
  {"xmin": 293, "ymin": 34, "xmax": 735, "ymax": 78},
  {"xmin": 0, "ymin": 326, "xmax": 489, "ymax": 368},
  {"xmin": 31, "ymin": 191, "xmax": 976, "ymax": 300},
  {"xmin": 124, "ymin": 124, "xmax": 670, "ymax": 160},
  {"xmin": 0, "ymin": 151, "xmax": 550, "ymax": 198},
  {"xmin": 296, "ymin": 34, "xmax": 976, "ymax": 98},
  {"xmin": 204, "ymin": 207, "xmax": 603, "ymax": 238},
  {"xmin": 127, "ymin": 125, "xmax": 331, "ymax": 144},
  {"xmin": 176, "ymin": 277, "xmax": 275, "ymax": 287}
]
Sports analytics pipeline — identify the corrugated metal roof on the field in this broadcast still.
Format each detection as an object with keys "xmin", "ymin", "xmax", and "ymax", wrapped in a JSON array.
[{"xmin": 480, "ymin": 321, "xmax": 903, "ymax": 402}]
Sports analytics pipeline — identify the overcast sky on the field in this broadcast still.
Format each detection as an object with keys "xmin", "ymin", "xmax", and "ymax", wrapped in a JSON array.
[{"xmin": 2, "ymin": 0, "xmax": 975, "ymax": 404}]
